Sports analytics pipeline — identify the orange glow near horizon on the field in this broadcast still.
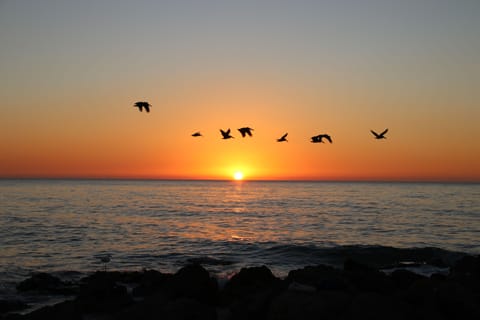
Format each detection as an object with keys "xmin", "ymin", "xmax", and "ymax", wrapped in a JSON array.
[{"xmin": 1, "ymin": 71, "xmax": 479, "ymax": 182}]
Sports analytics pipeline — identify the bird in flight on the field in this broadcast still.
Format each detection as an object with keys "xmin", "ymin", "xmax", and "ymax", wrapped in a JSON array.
[
  {"xmin": 277, "ymin": 133, "xmax": 288, "ymax": 142},
  {"xmin": 371, "ymin": 129, "xmax": 388, "ymax": 139},
  {"xmin": 191, "ymin": 132, "xmax": 203, "ymax": 137},
  {"xmin": 311, "ymin": 134, "xmax": 332, "ymax": 143},
  {"xmin": 238, "ymin": 127, "xmax": 254, "ymax": 137},
  {"xmin": 133, "ymin": 101, "xmax": 151, "ymax": 113},
  {"xmin": 220, "ymin": 129, "xmax": 234, "ymax": 139}
]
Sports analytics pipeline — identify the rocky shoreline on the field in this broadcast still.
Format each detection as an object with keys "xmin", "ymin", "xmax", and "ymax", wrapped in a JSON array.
[{"xmin": 1, "ymin": 255, "xmax": 479, "ymax": 320}]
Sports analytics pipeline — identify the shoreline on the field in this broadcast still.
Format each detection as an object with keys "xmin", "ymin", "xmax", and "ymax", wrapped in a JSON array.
[{"xmin": 2, "ymin": 254, "xmax": 479, "ymax": 320}]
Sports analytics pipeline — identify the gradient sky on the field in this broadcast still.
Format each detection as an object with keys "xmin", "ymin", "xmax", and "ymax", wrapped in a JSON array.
[{"xmin": 1, "ymin": 0, "xmax": 479, "ymax": 181}]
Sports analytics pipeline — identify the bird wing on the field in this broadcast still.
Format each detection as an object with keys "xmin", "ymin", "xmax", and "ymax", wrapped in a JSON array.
[
  {"xmin": 238, "ymin": 128, "xmax": 246, "ymax": 137},
  {"xmin": 380, "ymin": 128, "xmax": 388, "ymax": 136},
  {"xmin": 370, "ymin": 130, "xmax": 380, "ymax": 138},
  {"xmin": 325, "ymin": 135, "xmax": 332, "ymax": 143},
  {"xmin": 144, "ymin": 106, "xmax": 150, "ymax": 112},
  {"xmin": 246, "ymin": 129, "xmax": 253, "ymax": 137},
  {"xmin": 281, "ymin": 133, "xmax": 288, "ymax": 139}
]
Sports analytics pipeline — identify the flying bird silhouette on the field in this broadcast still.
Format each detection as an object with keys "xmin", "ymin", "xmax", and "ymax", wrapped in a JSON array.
[
  {"xmin": 277, "ymin": 133, "xmax": 288, "ymax": 142},
  {"xmin": 133, "ymin": 101, "xmax": 151, "ymax": 112},
  {"xmin": 371, "ymin": 129, "xmax": 388, "ymax": 139},
  {"xmin": 311, "ymin": 134, "xmax": 332, "ymax": 143},
  {"xmin": 220, "ymin": 129, "xmax": 234, "ymax": 139},
  {"xmin": 238, "ymin": 127, "xmax": 254, "ymax": 137},
  {"xmin": 191, "ymin": 132, "xmax": 203, "ymax": 137}
]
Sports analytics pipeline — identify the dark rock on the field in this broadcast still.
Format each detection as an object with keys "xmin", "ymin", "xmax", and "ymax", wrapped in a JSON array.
[
  {"xmin": 268, "ymin": 290, "xmax": 350, "ymax": 320},
  {"xmin": 132, "ymin": 269, "xmax": 171, "ymax": 297},
  {"xmin": 348, "ymin": 292, "xmax": 412, "ymax": 320},
  {"xmin": 343, "ymin": 259, "xmax": 394, "ymax": 293},
  {"xmin": 115, "ymin": 292, "xmax": 170, "ymax": 320},
  {"xmin": 166, "ymin": 264, "xmax": 218, "ymax": 304},
  {"xmin": 436, "ymin": 281, "xmax": 480, "ymax": 320},
  {"xmin": 287, "ymin": 265, "xmax": 346, "ymax": 290},
  {"xmin": 19, "ymin": 300, "xmax": 80, "ymax": 320},
  {"xmin": 159, "ymin": 297, "xmax": 217, "ymax": 320},
  {"xmin": 227, "ymin": 290, "xmax": 272, "ymax": 320},
  {"xmin": 390, "ymin": 269, "xmax": 427, "ymax": 290},
  {"xmin": 451, "ymin": 255, "xmax": 480, "ymax": 276},
  {"xmin": 430, "ymin": 273, "xmax": 447, "ymax": 282},
  {"xmin": 221, "ymin": 266, "xmax": 282, "ymax": 320},
  {"xmin": 0, "ymin": 299, "xmax": 28, "ymax": 314},
  {"xmin": 449, "ymin": 255, "xmax": 480, "ymax": 293},
  {"xmin": 17, "ymin": 273, "xmax": 65, "ymax": 293},
  {"xmin": 116, "ymin": 296, "xmax": 216, "ymax": 320},
  {"xmin": 223, "ymin": 266, "xmax": 281, "ymax": 297},
  {"xmin": 76, "ymin": 271, "xmax": 132, "ymax": 313},
  {"xmin": 402, "ymin": 278, "xmax": 439, "ymax": 307}
]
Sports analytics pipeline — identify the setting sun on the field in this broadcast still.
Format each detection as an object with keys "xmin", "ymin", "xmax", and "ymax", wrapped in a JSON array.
[{"xmin": 233, "ymin": 171, "xmax": 244, "ymax": 180}]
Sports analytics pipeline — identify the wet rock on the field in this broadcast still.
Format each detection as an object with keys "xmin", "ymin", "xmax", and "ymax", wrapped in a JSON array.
[
  {"xmin": 287, "ymin": 281, "xmax": 316, "ymax": 293},
  {"xmin": 343, "ymin": 259, "xmax": 394, "ymax": 293},
  {"xmin": 390, "ymin": 269, "xmax": 427, "ymax": 290},
  {"xmin": 19, "ymin": 300, "xmax": 80, "ymax": 320},
  {"xmin": 287, "ymin": 265, "xmax": 346, "ymax": 291},
  {"xmin": 16, "ymin": 273, "xmax": 75, "ymax": 295}
]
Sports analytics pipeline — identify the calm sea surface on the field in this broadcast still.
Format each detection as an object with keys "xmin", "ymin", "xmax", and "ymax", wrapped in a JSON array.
[{"xmin": 1, "ymin": 180, "xmax": 479, "ymax": 292}]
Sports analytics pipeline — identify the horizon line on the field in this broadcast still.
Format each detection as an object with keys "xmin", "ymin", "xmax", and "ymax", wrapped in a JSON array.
[{"xmin": 1, "ymin": 176, "xmax": 479, "ymax": 184}]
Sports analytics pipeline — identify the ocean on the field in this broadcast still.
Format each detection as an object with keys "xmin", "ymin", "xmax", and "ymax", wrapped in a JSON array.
[{"xmin": 1, "ymin": 179, "xmax": 479, "ymax": 304}]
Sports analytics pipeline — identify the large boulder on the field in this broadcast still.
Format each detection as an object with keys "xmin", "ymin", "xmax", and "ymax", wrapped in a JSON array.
[
  {"xmin": 286, "ymin": 265, "xmax": 346, "ymax": 291},
  {"xmin": 165, "ymin": 264, "xmax": 218, "ymax": 304},
  {"xmin": 449, "ymin": 255, "xmax": 480, "ymax": 293},
  {"xmin": 390, "ymin": 269, "xmax": 427, "ymax": 290},
  {"xmin": 223, "ymin": 266, "xmax": 281, "ymax": 298},
  {"xmin": 132, "ymin": 269, "xmax": 171, "ymax": 297},
  {"xmin": 76, "ymin": 271, "xmax": 132, "ymax": 313},
  {"xmin": 220, "ymin": 266, "xmax": 283, "ymax": 320},
  {"xmin": 16, "ymin": 273, "xmax": 76, "ymax": 295},
  {"xmin": 343, "ymin": 259, "xmax": 394, "ymax": 293}
]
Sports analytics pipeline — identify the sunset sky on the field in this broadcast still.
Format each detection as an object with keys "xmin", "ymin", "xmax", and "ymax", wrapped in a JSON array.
[{"xmin": 1, "ymin": 0, "xmax": 479, "ymax": 181}]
